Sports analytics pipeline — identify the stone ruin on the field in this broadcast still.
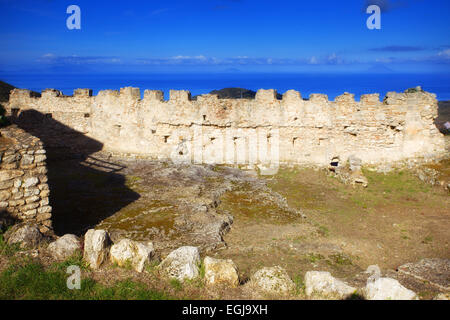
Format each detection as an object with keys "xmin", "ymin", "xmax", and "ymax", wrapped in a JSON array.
[
  {"xmin": 0, "ymin": 125, "xmax": 52, "ymax": 234},
  {"xmin": 4, "ymin": 87, "xmax": 446, "ymax": 169}
]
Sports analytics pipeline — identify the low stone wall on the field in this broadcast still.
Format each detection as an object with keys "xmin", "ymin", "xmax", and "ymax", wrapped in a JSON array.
[{"xmin": 0, "ymin": 125, "xmax": 52, "ymax": 234}]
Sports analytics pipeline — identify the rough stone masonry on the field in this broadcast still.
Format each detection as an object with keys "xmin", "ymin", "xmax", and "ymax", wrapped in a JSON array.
[
  {"xmin": 4, "ymin": 87, "xmax": 446, "ymax": 168},
  {"xmin": 0, "ymin": 125, "xmax": 52, "ymax": 234}
]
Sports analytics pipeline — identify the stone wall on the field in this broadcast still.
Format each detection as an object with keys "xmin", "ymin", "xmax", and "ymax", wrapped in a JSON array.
[
  {"xmin": 0, "ymin": 125, "xmax": 52, "ymax": 234},
  {"xmin": 5, "ymin": 87, "xmax": 446, "ymax": 168}
]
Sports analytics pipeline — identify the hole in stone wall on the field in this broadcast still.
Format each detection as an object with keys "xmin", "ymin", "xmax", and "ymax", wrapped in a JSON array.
[
  {"xmin": 11, "ymin": 108, "xmax": 20, "ymax": 118},
  {"xmin": 330, "ymin": 157, "xmax": 340, "ymax": 167},
  {"xmin": 210, "ymin": 137, "xmax": 216, "ymax": 142},
  {"xmin": 203, "ymin": 115, "xmax": 206, "ymax": 121},
  {"xmin": 151, "ymin": 129, "xmax": 156, "ymax": 134},
  {"xmin": 164, "ymin": 135, "xmax": 169, "ymax": 143},
  {"xmin": 292, "ymin": 137, "xmax": 298, "ymax": 147},
  {"xmin": 84, "ymin": 113, "xmax": 90, "ymax": 118}
]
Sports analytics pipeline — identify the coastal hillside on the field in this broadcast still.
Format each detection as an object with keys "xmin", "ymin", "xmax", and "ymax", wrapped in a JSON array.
[{"xmin": 0, "ymin": 80, "xmax": 15, "ymax": 102}]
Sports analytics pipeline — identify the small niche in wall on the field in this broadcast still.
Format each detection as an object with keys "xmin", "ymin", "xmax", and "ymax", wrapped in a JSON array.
[
  {"xmin": 84, "ymin": 113, "xmax": 90, "ymax": 118},
  {"xmin": 164, "ymin": 135, "xmax": 170, "ymax": 143},
  {"xmin": 203, "ymin": 115, "xmax": 207, "ymax": 121},
  {"xmin": 292, "ymin": 137, "xmax": 298, "ymax": 147},
  {"xmin": 11, "ymin": 108, "xmax": 20, "ymax": 118}
]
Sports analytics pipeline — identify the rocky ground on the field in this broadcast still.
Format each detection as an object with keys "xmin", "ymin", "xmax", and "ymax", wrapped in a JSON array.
[{"xmin": 1, "ymin": 140, "xmax": 448, "ymax": 299}]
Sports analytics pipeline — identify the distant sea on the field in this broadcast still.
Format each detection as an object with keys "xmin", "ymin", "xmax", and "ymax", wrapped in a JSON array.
[{"xmin": 1, "ymin": 72, "xmax": 450, "ymax": 101}]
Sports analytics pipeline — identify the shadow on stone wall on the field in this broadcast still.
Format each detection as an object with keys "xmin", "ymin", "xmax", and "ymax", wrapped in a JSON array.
[{"xmin": 12, "ymin": 110, "xmax": 140, "ymax": 236}]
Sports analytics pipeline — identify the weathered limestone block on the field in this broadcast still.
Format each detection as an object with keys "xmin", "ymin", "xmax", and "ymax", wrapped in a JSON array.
[
  {"xmin": 282, "ymin": 90, "xmax": 302, "ymax": 102},
  {"xmin": 335, "ymin": 92, "xmax": 355, "ymax": 104},
  {"xmin": 304, "ymin": 271, "xmax": 356, "ymax": 299},
  {"xmin": 120, "ymin": 87, "xmax": 140, "ymax": 100},
  {"xmin": 34, "ymin": 154, "xmax": 47, "ymax": 163},
  {"xmin": 384, "ymin": 92, "xmax": 407, "ymax": 105},
  {"xmin": 203, "ymin": 256, "xmax": 240, "ymax": 287},
  {"xmin": 143, "ymin": 90, "xmax": 164, "ymax": 101},
  {"xmin": 251, "ymin": 266, "xmax": 295, "ymax": 295},
  {"xmin": 41, "ymin": 89, "xmax": 61, "ymax": 99},
  {"xmin": 0, "ymin": 170, "xmax": 24, "ymax": 181},
  {"xmin": 363, "ymin": 277, "xmax": 418, "ymax": 300},
  {"xmin": 360, "ymin": 93, "xmax": 380, "ymax": 105},
  {"xmin": 0, "ymin": 190, "xmax": 10, "ymax": 201},
  {"xmin": 309, "ymin": 93, "xmax": 329, "ymax": 104},
  {"xmin": 20, "ymin": 154, "xmax": 34, "ymax": 166},
  {"xmin": 159, "ymin": 246, "xmax": 200, "ymax": 281},
  {"xmin": 96, "ymin": 89, "xmax": 120, "ymax": 99},
  {"xmin": 47, "ymin": 234, "xmax": 81, "ymax": 261},
  {"xmin": 10, "ymin": 88, "xmax": 32, "ymax": 99},
  {"xmin": 255, "ymin": 89, "xmax": 277, "ymax": 103},
  {"xmin": 23, "ymin": 177, "xmax": 39, "ymax": 188},
  {"xmin": 170, "ymin": 90, "xmax": 191, "ymax": 102},
  {"xmin": 73, "ymin": 88, "xmax": 93, "ymax": 97},
  {"xmin": 83, "ymin": 229, "xmax": 110, "ymax": 269},
  {"xmin": 4, "ymin": 222, "xmax": 43, "ymax": 249},
  {"xmin": 109, "ymin": 238, "xmax": 155, "ymax": 272}
]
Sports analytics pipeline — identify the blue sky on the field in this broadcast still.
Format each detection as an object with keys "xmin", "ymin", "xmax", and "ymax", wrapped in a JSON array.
[{"xmin": 0, "ymin": 0, "xmax": 449, "ymax": 74}]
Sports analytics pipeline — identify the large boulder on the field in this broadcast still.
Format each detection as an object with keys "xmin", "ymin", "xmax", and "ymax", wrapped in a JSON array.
[
  {"xmin": 110, "ymin": 239, "xmax": 155, "ymax": 272},
  {"xmin": 251, "ymin": 266, "xmax": 295, "ymax": 295},
  {"xmin": 159, "ymin": 246, "xmax": 200, "ymax": 281},
  {"xmin": 4, "ymin": 222, "xmax": 43, "ymax": 249},
  {"xmin": 83, "ymin": 229, "xmax": 110, "ymax": 270},
  {"xmin": 363, "ymin": 277, "xmax": 418, "ymax": 300},
  {"xmin": 304, "ymin": 271, "xmax": 357, "ymax": 299},
  {"xmin": 47, "ymin": 234, "xmax": 81, "ymax": 261},
  {"xmin": 204, "ymin": 256, "xmax": 239, "ymax": 287}
]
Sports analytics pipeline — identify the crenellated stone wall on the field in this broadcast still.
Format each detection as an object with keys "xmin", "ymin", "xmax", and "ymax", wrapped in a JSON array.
[
  {"xmin": 0, "ymin": 125, "xmax": 52, "ymax": 234},
  {"xmin": 4, "ymin": 87, "xmax": 446, "ymax": 168}
]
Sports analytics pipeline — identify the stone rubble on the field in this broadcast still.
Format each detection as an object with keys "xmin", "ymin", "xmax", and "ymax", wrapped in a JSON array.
[
  {"xmin": 304, "ymin": 271, "xmax": 357, "ymax": 299},
  {"xmin": 250, "ymin": 266, "xmax": 295, "ymax": 296},
  {"xmin": 83, "ymin": 229, "xmax": 110, "ymax": 270},
  {"xmin": 47, "ymin": 234, "xmax": 81, "ymax": 261},
  {"xmin": 110, "ymin": 238, "xmax": 155, "ymax": 272},
  {"xmin": 203, "ymin": 256, "xmax": 240, "ymax": 287},
  {"xmin": 158, "ymin": 246, "xmax": 201, "ymax": 281}
]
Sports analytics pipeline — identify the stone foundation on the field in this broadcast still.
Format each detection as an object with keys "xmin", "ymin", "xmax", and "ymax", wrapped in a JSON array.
[{"xmin": 0, "ymin": 125, "xmax": 52, "ymax": 234}]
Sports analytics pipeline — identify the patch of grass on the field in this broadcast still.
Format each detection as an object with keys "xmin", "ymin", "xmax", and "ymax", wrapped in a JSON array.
[
  {"xmin": 328, "ymin": 253, "xmax": 353, "ymax": 266},
  {"xmin": 50, "ymin": 251, "xmax": 88, "ymax": 272},
  {"xmin": 199, "ymin": 262, "xmax": 206, "ymax": 279},
  {"xmin": 0, "ymin": 261, "xmax": 172, "ymax": 300},
  {"xmin": 169, "ymin": 278, "xmax": 183, "ymax": 291},
  {"xmin": 318, "ymin": 225, "xmax": 329, "ymax": 237},
  {"xmin": 0, "ymin": 233, "xmax": 22, "ymax": 257},
  {"xmin": 306, "ymin": 253, "xmax": 325, "ymax": 263},
  {"xmin": 292, "ymin": 273, "xmax": 305, "ymax": 295},
  {"xmin": 422, "ymin": 236, "xmax": 433, "ymax": 244}
]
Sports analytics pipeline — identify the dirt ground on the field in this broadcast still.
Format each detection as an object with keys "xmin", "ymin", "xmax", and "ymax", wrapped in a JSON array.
[{"xmin": 1, "ymin": 137, "xmax": 449, "ymax": 299}]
